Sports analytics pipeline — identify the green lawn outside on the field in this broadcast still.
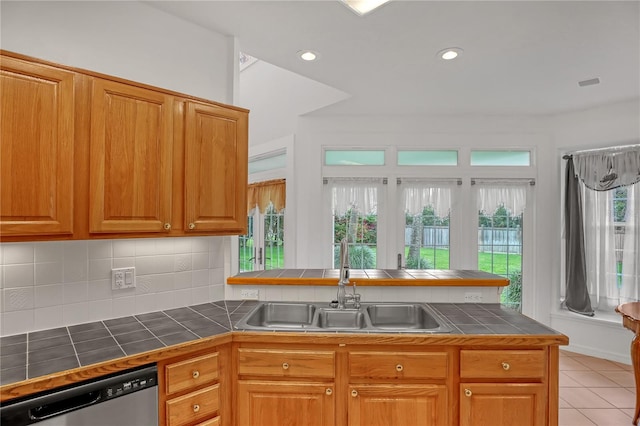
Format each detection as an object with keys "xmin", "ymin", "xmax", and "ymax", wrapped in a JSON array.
[{"xmin": 239, "ymin": 244, "xmax": 521, "ymax": 276}]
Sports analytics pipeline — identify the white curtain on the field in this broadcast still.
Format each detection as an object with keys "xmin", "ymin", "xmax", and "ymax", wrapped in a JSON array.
[
  {"xmin": 583, "ymin": 182, "xmax": 640, "ymax": 310},
  {"xmin": 328, "ymin": 178, "xmax": 382, "ymax": 216},
  {"xmin": 400, "ymin": 179, "xmax": 456, "ymax": 217},
  {"xmin": 475, "ymin": 179, "xmax": 529, "ymax": 215}
]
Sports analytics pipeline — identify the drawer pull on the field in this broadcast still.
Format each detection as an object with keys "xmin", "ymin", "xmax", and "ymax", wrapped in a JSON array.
[
  {"xmin": 163, "ymin": 223, "xmax": 171, "ymax": 230},
  {"xmin": 351, "ymin": 389, "xmax": 358, "ymax": 397},
  {"xmin": 192, "ymin": 370, "xmax": 200, "ymax": 379},
  {"xmin": 395, "ymin": 364, "xmax": 403, "ymax": 372},
  {"xmin": 464, "ymin": 389, "xmax": 472, "ymax": 397},
  {"xmin": 193, "ymin": 404, "xmax": 200, "ymax": 413},
  {"xmin": 502, "ymin": 362, "xmax": 511, "ymax": 371},
  {"xmin": 326, "ymin": 388, "xmax": 333, "ymax": 395},
  {"xmin": 282, "ymin": 362, "xmax": 289, "ymax": 370}
]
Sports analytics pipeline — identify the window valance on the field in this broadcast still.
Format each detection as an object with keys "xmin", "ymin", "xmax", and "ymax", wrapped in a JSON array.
[
  {"xmin": 400, "ymin": 179, "xmax": 458, "ymax": 217},
  {"xmin": 247, "ymin": 179, "xmax": 285, "ymax": 214},
  {"xmin": 573, "ymin": 145, "xmax": 640, "ymax": 191},
  {"xmin": 474, "ymin": 179, "xmax": 529, "ymax": 215},
  {"xmin": 326, "ymin": 177, "xmax": 382, "ymax": 216}
]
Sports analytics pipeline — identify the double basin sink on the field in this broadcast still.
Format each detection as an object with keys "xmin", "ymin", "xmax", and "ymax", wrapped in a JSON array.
[{"xmin": 235, "ymin": 302, "xmax": 452, "ymax": 333}]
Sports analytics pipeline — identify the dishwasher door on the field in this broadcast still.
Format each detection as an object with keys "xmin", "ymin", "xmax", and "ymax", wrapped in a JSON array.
[
  {"xmin": 37, "ymin": 386, "xmax": 157, "ymax": 426},
  {"xmin": 0, "ymin": 365, "xmax": 158, "ymax": 426}
]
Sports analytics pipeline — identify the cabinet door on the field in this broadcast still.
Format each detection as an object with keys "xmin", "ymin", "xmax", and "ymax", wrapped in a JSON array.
[
  {"xmin": 184, "ymin": 102, "xmax": 247, "ymax": 234},
  {"xmin": 0, "ymin": 56, "xmax": 75, "ymax": 236},
  {"xmin": 237, "ymin": 381, "xmax": 334, "ymax": 426},
  {"xmin": 460, "ymin": 383, "xmax": 545, "ymax": 426},
  {"xmin": 89, "ymin": 78, "xmax": 173, "ymax": 233},
  {"xmin": 348, "ymin": 384, "xmax": 448, "ymax": 426}
]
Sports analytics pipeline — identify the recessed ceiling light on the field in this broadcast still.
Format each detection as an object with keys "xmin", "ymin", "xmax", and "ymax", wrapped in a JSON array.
[
  {"xmin": 437, "ymin": 47, "xmax": 464, "ymax": 61},
  {"xmin": 341, "ymin": 0, "xmax": 391, "ymax": 15},
  {"xmin": 298, "ymin": 50, "xmax": 319, "ymax": 61}
]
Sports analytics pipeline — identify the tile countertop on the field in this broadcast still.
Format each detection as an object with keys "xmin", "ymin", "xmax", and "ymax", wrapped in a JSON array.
[{"xmin": 0, "ymin": 300, "xmax": 564, "ymax": 389}]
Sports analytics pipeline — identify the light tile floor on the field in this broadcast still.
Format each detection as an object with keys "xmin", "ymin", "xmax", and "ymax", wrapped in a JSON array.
[{"xmin": 559, "ymin": 350, "xmax": 637, "ymax": 426}]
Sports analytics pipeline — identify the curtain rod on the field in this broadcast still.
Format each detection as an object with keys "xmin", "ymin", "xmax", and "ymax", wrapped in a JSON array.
[{"xmin": 563, "ymin": 144, "xmax": 640, "ymax": 160}]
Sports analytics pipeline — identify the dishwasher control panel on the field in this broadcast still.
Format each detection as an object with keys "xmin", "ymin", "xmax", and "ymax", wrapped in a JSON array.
[{"xmin": 104, "ymin": 369, "xmax": 156, "ymax": 400}]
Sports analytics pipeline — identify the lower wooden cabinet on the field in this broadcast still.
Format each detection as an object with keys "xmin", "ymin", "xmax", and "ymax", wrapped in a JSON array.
[
  {"xmin": 237, "ymin": 381, "xmax": 335, "ymax": 426},
  {"xmin": 166, "ymin": 384, "xmax": 220, "ymax": 426},
  {"xmin": 348, "ymin": 384, "xmax": 448, "ymax": 426},
  {"xmin": 232, "ymin": 343, "xmax": 561, "ymax": 426},
  {"xmin": 459, "ymin": 383, "xmax": 546, "ymax": 426},
  {"xmin": 160, "ymin": 347, "xmax": 228, "ymax": 426}
]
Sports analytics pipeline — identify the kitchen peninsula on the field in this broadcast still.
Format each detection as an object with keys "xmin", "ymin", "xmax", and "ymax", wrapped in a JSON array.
[{"xmin": 1, "ymin": 299, "xmax": 567, "ymax": 426}]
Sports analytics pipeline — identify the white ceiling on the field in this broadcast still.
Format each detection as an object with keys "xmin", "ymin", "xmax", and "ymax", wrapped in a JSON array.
[{"xmin": 150, "ymin": 0, "xmax": 639, "ymax": 116}]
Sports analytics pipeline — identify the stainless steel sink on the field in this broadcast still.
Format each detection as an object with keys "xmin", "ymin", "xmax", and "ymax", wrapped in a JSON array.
[
  {"xmin": 241, "ymin": 302, "xmax": 316, "ymax": 329},
  {"xmin": 235, "ymin": 302, "xmax": 452, "ymax": 333},
  {"xmin": 316, "ymin": 308, "xmax": 366, "ymax": 329},
  {"xmin": 366, "ymin": 303, "xmax": 448, "ymax": 331}
]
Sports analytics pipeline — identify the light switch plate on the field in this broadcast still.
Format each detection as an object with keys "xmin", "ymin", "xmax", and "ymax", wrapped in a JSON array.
[{"xmin": 112, "ymin": 267, "xmax": 136, "ymax": 290}]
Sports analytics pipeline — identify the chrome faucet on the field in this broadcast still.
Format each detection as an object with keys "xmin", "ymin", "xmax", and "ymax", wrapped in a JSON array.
[{"xmin": 336, "ymin": 238, "xmax": 360, "ymax": 309}]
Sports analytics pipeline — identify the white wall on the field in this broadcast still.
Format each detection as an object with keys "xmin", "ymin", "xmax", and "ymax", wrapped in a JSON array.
[
  {"xmin": 549, "ymin": 98, "xmax": 640, "ymax": 364},
  {"xmin": 0, "ymin": 1, "xmax": 237, "ymax": 336},
  {"xmin": 0, "ymin": 1, "xmax": 234, "ymax": 103},
  {"xmin": 240, "ymin": 59, "xmax": 349, "ymax": 146}
]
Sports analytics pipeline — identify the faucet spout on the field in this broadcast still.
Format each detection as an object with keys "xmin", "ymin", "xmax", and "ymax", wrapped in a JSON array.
[{"xmin": 337, "ymin": 238, "xmax": 350, "ymax": 309}]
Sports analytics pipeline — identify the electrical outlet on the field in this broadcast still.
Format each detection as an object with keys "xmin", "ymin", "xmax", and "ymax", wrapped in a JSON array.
[
  {"xmin": 464, "ymin": 292, "xmax": 483, "ymax": 303},
  {"xmin": 240, "ymin": 289, "xmax": 259, "ymax": 300},
  {"xmin": 112, "ymin": 267, "xmax": 136, "ymax": 290}
]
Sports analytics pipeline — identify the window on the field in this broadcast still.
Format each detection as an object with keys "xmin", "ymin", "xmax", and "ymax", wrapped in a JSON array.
[
  {"xmin": 327, "ymin": 178, "xmax": 383, "ymax": 268},
  {"xmin": 397, "ymin": 150, "xmax": 458, "ymax": 166},
  {"xmin": 563, "ymin": 145, "xmax": 640, "ymax": 316},
  {"xmin": 239, "ymin": 179, "xmax": 286, "ymax": 272},
  {"xmin": 324, "ymin": 150, "xmax": 385, "ymax": 166},
  {"xmin": 475, "ymin": 180, "xmax": 529, "ymax": 311},
  {"xmin": 398, "ymin": 179, "xmax": 455, "ymax": 269},
  {"xmin": 582, "ymin": 182, "xmax": 639, "ymax": 310},
  {"xmin": 471, "ymin": 150, "xmax": 531, "ymax": 166}
]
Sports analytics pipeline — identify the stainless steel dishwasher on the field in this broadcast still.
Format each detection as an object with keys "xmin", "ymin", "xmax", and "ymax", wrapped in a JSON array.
[{"xmin": 0, "ymin": 364, "xmax": 158, "ymax": 426}]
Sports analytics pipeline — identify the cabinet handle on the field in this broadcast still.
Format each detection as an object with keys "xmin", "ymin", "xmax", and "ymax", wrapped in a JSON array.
[
  {"xmin": 282, "ymin": 362, "xmax": 289, "ymax": 370},
  {"xmin": 189, "ymin": 223, "xmax": 196, "ymax": 230},
  {"xmin": 464, "ymin": 389, "xmax": 472, "ymax": 397},
  {"xmin": 326, "ymin": 388, "xmax": 332, "ymax": 396},
  {"xmin": 193, "ymin": 404, "xmax": 200, "ymax": 413},
  {"xmin": 351, "ymin": 390, "xmax": 358, "ymax": 397},
  {"xmin": 163, "ymin": 223, "xmax": 171, "ymax": 230},
  {"xmin": 192, "ymin": 370, "xmax": 200, "ymax": 379},
  {"xmin": 395, "ymin": 364, "xmax": 403, "ymax": 372},
  {"xmin": 502, "ymin": 362, "xmax": 510, "ymax": 371}
]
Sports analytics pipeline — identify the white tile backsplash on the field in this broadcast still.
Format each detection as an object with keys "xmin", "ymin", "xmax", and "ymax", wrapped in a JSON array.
[
  {"xmin": 4, "ymin": 264, "xmax": 34, "ymax": 287},
  {"xmin": 0, "ymin": 237, "xmax": 228, "ymax": 336},
  {"xmin": 3, "ymin": 243, "xmax": 34, "ymax": 264}
]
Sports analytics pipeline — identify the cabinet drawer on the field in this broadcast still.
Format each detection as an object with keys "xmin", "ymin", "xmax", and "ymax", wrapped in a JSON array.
[
  {"xmin": 238, "ymin": 348, "xmax": 335, "ymax": 378},
  {"xmin": 194, "ymin": 416, "xmax": 220, "ymax": 426},
  {"xmin": 166, "ymin": 384, "xmax": 219, "ymax": 426},
  {"xmin": 460, "ymin": 350, "xmax": 546, "ymax": 379},
  {"xmin": 165, "ymin": 352, "xmax": 219, "ymax": 395},
  {"xmin": 349, "ymin": 351, "xmax": 448, "ymax": 380}
]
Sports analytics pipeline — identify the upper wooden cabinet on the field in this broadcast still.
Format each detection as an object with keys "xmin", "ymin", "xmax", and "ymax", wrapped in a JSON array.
[
  {"xmin": 0, "ymin": 55, "xmax": 75, "ymax": 237},
  {"xmin": 184, "ymin": 102, "xmax": 247, "ymax": 234},
  {"xmin": 89, "ymin": 79, "xmax": 174, "ymax": 233},
  {"xmin": 0, "ymin": 51, "xmax": 248, "ymax": 241}
]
